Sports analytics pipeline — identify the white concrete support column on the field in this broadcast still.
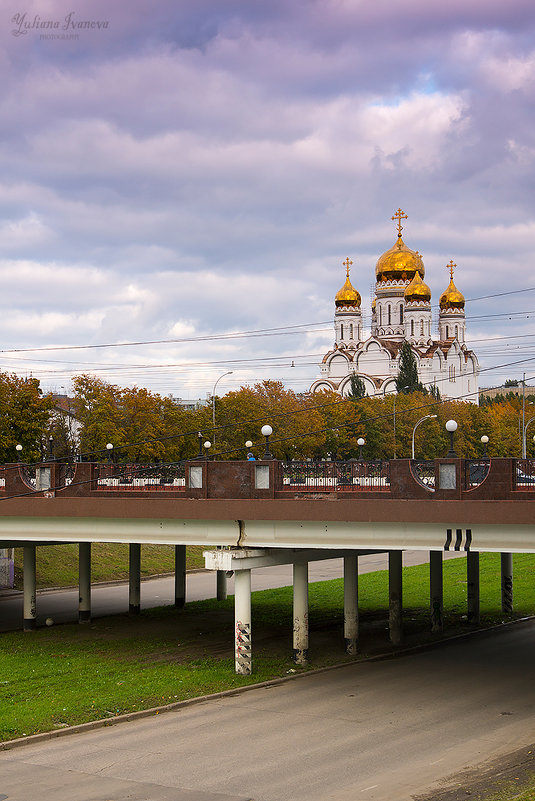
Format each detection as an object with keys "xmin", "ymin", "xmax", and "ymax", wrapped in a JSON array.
[
  {"xmin": 234, "ymin": 569, "xmax": 252, "ymax": 675},
  {"xmin": 23, "ymin": 545, "xmax": 37, "ymax": 631},
  {"xmin": 78, "ymin": 542, "xmax": 91, "ymax": 623},
  {"xmin": 430, "ymin": 551, "xmax": 443, "ymax": 633},
  {"xmin": 467, "ymin": 552, "xmax": 480, "ymax": 625},
  {"xmin": 129, "ymin": 543, "xmax": 141, "ymax": 615},
  {"xmin": 216, "ymin": 571, "xmax": 228, "ymax": 601},
  {"xmin": 174, "ymin": 545, "xmax": 186, "ymax": 608},
  {"xmin": 293, "ymin": 562, "xmax": 309, "ymax": 665},
  {"xmin": 388, "ymin": 550, "xmax": 403, "ymax": 646},
  {"xmin": 343, "ymin": 554, "xmax": 359, "ymax": 655},
  {"xmin": 501, "ymin": 552, "xmax": 513, "ymax": 615}
]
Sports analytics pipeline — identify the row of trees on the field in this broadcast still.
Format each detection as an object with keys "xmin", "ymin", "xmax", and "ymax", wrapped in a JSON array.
[
  {"xmin": 55, "ymin": 374, "xmax": 535, "ymax": 462},
  {"xmin": 0, "ymin": 369, "xmax": 534, "ymax": 465}
]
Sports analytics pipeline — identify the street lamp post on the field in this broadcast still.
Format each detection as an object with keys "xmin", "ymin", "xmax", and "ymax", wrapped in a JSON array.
[
  {"xmin": 357, "ymin": 437, "xmax": 365, "ymax": 460},
  {"xmin": 261, "ymin": 425, "xmax": 273, "ymax": 459},
  {"xmin": 106, "ymin": 442, "xmax": 113, "ymax": 463},
  {"xmin": 411, "ymin": 414, "xmax": 438, "ymax": 460},
  {"xmin": 481, "ymin": 435, "xmax": 489, "ymax": 458},
  {"xmin": 522, "ymin": 416, "xmax": 535, "ymax": 459},
  {"xmin": 15, "ymin": 444, "xmax": 22, "ymax": 461},
  {"xmin": 212, "ymin": 371, "xmax": 233, "ymax": 452},
  {"xmin": 445, "ymin": 419, "xmax": 458, "ymax": 458}
]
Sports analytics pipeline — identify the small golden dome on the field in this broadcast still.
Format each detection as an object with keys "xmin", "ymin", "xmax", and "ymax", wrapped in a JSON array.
[
  {"xmin": 404, "ymin": 271, "xmax": 431, "ymax": 303},
  {"xmin": 335, "ymin": 257, "xmax": 361, "ymax": 308},
  {"xmin": 439, "ymin": 261, "xmax": 465, "ymax": 310},
  {"xmin": 371, "ymin": 298, "xmax": 376, "ymax": 311},
  {"xmin": 375, "ymin": 236, "xmax": 425, "ymax": 283}
]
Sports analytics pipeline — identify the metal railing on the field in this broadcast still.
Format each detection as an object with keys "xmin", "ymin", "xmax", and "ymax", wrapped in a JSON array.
[
  {"xmin": 279, "ymin": 460, "xmax": 390, "ymax": 491},
  {"xmin": 465, "ymin": 459, "xmax": 490, "ymax": 490},
  {"xmin": 514, "ymin": 459, "xmax": 535, "ymax": 489},
  {"xmin": 95, "ymin": 462, "xmax": 186, "ymax": 490},
  {"xmin": 410, "ymin": 460, "xmax": 435, "ymax": 491}
]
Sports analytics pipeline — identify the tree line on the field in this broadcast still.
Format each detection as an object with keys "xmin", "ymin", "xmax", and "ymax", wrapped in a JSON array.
[{"xmin": 1, "ymin": 370, "xmax": 533, "ymax": 464}]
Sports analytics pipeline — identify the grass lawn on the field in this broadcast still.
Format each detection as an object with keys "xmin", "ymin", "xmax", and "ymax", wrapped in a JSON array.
[
  {"xmin": 1, "ymin": 550, "xmax": 535, "ymax": 801},
  {"xmin": 13, "ymin": 543, "xmax": 207, "ymax": 589}
]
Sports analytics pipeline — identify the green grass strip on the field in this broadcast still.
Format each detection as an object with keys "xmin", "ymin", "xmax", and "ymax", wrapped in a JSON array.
[{"xmin": 0, "ymin": 553, "xmax": 534, "ymax": 744}]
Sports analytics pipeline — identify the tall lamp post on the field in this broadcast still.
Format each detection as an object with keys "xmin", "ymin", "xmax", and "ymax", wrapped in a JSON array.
[
  {"xmin": 357, "ymin": 437, "xmax": 365, "ymax": 460},
  {"xmin": 411, "ymin": 414, "xmax": 437, "ymax": 460},
  {"xmin": 480, "ymin": 435, "xmax": 489, "ymax": 458},
  {"xmin": 212, "ymin": 371, "xmax": 233, "ymax": 452},
  {"xmin": 522, "ymin": 416, "xmax": 535, "ymax": 459}
]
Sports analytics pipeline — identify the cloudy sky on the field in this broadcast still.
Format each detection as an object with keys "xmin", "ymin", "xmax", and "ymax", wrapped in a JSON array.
[{"xmin": 0, "ymin": 0, "xmax": 534, "ymax": 400}]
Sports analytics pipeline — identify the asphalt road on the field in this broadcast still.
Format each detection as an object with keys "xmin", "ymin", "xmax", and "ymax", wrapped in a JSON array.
[
  {"xmin": 0, "ymin": 550, "xmax": 462, "ymax": 630},
  {"xmin": 1, "ymin": 620, "xmax": 534, "ymax": 801}
]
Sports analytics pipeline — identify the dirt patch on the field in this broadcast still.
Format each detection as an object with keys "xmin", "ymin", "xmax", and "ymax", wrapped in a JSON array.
[{"xmin": 414, "ymin": 744, "xmax": 535, "ymax": 800}]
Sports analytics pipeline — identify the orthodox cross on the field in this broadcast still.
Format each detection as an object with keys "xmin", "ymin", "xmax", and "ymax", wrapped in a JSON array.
[
  {"xmin": 343, "ymin": 257, "xmax": 353, "ymax": 277},
  {"xmin": 447, "ymin": 260, "xmax": 456, "ymax": 280},
  {"xmin": 392, "ymin": 208, "xmax": 408, "ymax": 236}
]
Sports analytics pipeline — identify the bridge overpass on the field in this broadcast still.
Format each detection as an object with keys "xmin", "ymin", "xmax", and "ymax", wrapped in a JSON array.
[{"xmin": 0, "ymin": 455, "xmax": 533, "ymax": 672}]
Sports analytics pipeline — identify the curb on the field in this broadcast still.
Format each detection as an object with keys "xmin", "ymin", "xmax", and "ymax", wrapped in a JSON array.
[{"xmin": 1, "ymin": 614, "xmax": 533, "ymax": 752}]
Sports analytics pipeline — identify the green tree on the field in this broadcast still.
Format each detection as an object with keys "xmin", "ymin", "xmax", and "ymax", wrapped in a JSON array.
[
  {"xmin": 346, "ymin": 374, "xmax": 366, "ymax": 401},
  {"xmin": 396, "ymin": 342, "xmax": 426, "ymax": 394}
]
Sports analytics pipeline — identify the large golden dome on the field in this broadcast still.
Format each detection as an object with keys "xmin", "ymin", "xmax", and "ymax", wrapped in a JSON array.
[
  {"xmin": 439, "ymin": 261, "xmax": 465, "ymax": 310},
  {"xmin": 335, "ymin": 257, "xmax": 361, "ymax": 308},
  {"xmin": 375, "ymin": 208, "xmax": 424, "ymax": 283},
  {"xmin": 404, "ymin": 271, "xmax": 431, "ymax": 303},
  {"xmin": 375, "ymin": 236, "xmax": 424, "ymax": 283}
]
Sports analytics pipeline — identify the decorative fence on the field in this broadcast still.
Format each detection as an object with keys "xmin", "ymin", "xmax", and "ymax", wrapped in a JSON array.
[
  {"xmin": 278, "ymin": 460, "xmax": 390, "ymax": 492},
  {"xmin": 95, "ymin": 462, "xmax": 186, "ymax": 490},
  {"xmin": 465, "ymin": 459, "xmax": 491, "ymax": 490},
  {"xmin": 514, "ymin": 459, "xmax": 535, "ymax": 489},
  {"xmin": 410, "ymin": 460, "xmax": 435, "ymax": 491}
]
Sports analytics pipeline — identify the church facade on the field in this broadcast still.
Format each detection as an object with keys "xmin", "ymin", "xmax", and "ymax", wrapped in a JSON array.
[{"xmin": 310, "ymin": 210, "xmax": 479, "ymax": 403}]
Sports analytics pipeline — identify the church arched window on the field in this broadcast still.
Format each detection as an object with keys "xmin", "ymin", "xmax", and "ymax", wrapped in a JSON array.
[
  {"xmin": 350, "ymin": 323, "xmax": 353, "ymax": 340},
  {"xmin": 420, "ymin": 320, "xmax": 424, "ymax": 335},
  {"xmin": 340, "ymin": 324, "xmax": 344, "ymax": 341},
  {"xmin": 411, "ymin": 319, "xmax": 414, "ymax": 337},
  {"xmin": 400, "ymin": 305, "xmax": 403, "ymax": 323},
  {"xmin": 446, "ymin": 325, "xmax": 449, "ymax": 339},
  {"xmin": 387, "ymin": 305, "xmax": 391, "ymax": 325}
]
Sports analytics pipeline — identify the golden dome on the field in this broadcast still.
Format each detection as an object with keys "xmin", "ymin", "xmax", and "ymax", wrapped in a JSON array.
[
  {"xmin": 404, "ymin": 271, "xmax": 431, "ymax": 303},
  {"xmin": 375, "ymin": 236, "xmax": 425, "ymax": 283},
  {"xmin": 335, "ymin": 257, "xmax": 361, "ymax": 308},
  {"xmin": 371, "ymin": 298, "xmax": 376, "ymax": 311},
  {"xmin": 439, "ymin": 261, "xmax": 465, "ymax": 310}
]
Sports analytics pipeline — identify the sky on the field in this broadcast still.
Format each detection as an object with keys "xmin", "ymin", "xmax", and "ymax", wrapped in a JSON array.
[{"xmin": 0, "ymin": 0, "xmax": 534, "ymax": 401}]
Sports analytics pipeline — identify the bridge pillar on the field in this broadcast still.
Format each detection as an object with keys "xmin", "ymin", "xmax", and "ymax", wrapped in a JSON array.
[
  {"xmin": 129, "ymin": 543, "xmax": 141, "ymax": 615},
  {"xmin": 216, "ymin": 571, "xmax": 228, "ymax": 601},
  {"xmin": 235, "ymin": 569, "xmax": 252, "ymax": 675},
  {"xmin": 23, "ymin": 545, "xmax": 37, "ymax": 631},
  {"xmin": 467, "ymin": 552, "xmax": 480, "ymax": 625},
  {"xmin": 501, "ymin": 552, "xmax": 513, "ymax": 615},
  {"xmin": 78, "ymin": 542, "xmax": 91, "ymax": 623},
  {"xmin": 174, "ymin": 545, "xmax": 186, "ymax": 608},
  {"xmin": 293, "ymin": 562, "xmax": 309, "ymax": 665},
  {"xmin": 388, "ymin": 551, "xmax": 403, "ymax": 646},
  {"xmin": 430, "ymin": 551, "xmax": 443, "ymax": 633},
  {"xmin": 344, "ymin": 554, "xmax": 358, "ymax": 655}
]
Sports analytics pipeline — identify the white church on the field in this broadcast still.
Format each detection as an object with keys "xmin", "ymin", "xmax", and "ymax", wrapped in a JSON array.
[{"xmin": 310, "ymin": 210, "xmax": 479, "ymax": 403}]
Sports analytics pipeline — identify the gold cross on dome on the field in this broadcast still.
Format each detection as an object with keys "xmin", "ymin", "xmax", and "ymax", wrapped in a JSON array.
[
  {"xmin": 343, "ymin": 257, "xmax": 353, "ymax": 277},
  {"xmin": 447, "ymin": 260, "xmax": 456, "ymax": 280},
  {"xmin": 392, "ymin": 208, "xmax": 408, "ymax": 236}
]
